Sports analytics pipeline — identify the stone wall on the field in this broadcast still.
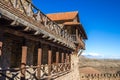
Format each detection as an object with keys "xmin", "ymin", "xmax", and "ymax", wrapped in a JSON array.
[
  {"xmin": 55, "ymin": 54, "xmax": 80, "ymax": 80},
  {"xmin": 0, "ymin": 33, "xmax": 39, "ymax": 68}
]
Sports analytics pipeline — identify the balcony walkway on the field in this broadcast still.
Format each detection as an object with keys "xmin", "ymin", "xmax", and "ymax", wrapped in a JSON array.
[
  {"xmin": 0, "ymin": 0, "xmax": 75, "ymax": 50},
  {"xmin": 0, "ymin": 0, "xmax": 77, "ymax": 80}
]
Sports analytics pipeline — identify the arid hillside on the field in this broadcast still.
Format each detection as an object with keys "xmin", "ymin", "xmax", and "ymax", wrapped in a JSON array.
[{"xmin": 79, "ymin": 56, "xmax": 120, "ymax": 74}]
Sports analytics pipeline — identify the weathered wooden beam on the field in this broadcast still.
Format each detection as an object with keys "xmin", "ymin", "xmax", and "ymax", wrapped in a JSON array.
[
  {"xmin": 0, "ymin": 41, "xmax": 2, "ymax": 56},
  {"xmin": 0, "ymin": 13, "xmax": 2, "ymax": 18},
  {"xmin": 23, "ymin": 26, "xmax": 32, "ymax": 31},
  {"xmin": 0, "ymin": 3, "xmax": 75, "ymax": 50},
  {"xmin": 69, "ymin": 54, "xmax": 71, "ymax": 70},
  {"xmin": 61, "ymin": 52, "xmax": 64, "ymax": 63},
  {"xmin": 56, "ymin": 51, "xmax": 59, "ymax": 72},
  {"xmin": 57, "ymin": 41, "xmax": 61, "ymax": 44},
  {"xmin": 47, "ymin": 37, "xmax": 54, "ymax": 41},
  {"xmin": 13, "ymin": 0, "xmax": 17, "ymax": 8},
  {"xmin": 42, "ymin": 34, "xmax": 49, "ymax": 38},
  {"xmin": 66, "ymin": 53, "xmax": 68, "ymax": 63},
  {"xmin": 48, "ymin": 47, "xmax": 52, "ymax": 76},
  {"xmin": 10, "ymin": 20, "xmax": 19, "ymax": 26},
  {"xmin": 21, "ymin": 46, "xmax": 27, "ymax": 80},
  {"xmin": 34, "ymin": 31, "xmax": 41, "ymax": 35},
  {"xmin": 0, "ymin": 29, "xmax": 4, "ymax": 56},
  {"xmin": 37, "ymin": 47, "xmax": 42, "ymax": 79},
  {"xmin": 53, "ymin": 39, "xmax": 57, "ymax": 42},
  {"xmin": 36, "ymin": 11, "xmax": 41, "ymax": 21},
  {"xmin": 1, "ymin": 26, "xmax": 72, "ymax": 51}
]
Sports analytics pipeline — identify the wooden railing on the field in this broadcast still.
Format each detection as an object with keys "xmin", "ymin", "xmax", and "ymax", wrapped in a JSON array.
[
  {"xmin": 0, "ymin": 0, "xmax": 75, "ymax": 49},
  {"xmin": 71, "ymin": 35, "xmax": 85, "ymax": 49},
  {"xmin": 0, "ymin": 63, "xmax": 71, "ymax": 80},
  {"xmin": 80, "ymin": 73, "xmax": 120, "ymax": 80}
]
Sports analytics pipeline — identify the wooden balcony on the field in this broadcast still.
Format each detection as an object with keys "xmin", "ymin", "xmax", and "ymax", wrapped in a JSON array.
[
  {"xmin": 0, "ymin": 63, "xmax": 71, "ymax": 79},
  {"xmin": 0, "ymin": 0, "xmax": 75, "ymax": 50},
  {"xmin": 71, "ymin": 35, "xmax": 85, "ymax": 49}
]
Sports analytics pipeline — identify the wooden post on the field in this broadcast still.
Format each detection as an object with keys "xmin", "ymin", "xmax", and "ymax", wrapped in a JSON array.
[
  {"xmin": 56, "ymin": 51, "xmax": 59, "ymax": 72},
  {"xmin": 21, "ymin": 46, "xmax": 27, "ymax": 80},
  {"xmin": 0, "ymin": 30, "xmax": 3, "ymax": 56},
  {"xmin": 66, "ymin": 53, "xmax": 68, "ymax": 63},
  {"xmin": 61, "ymin": 52, "xmax": 64, "ymax": 63},
  {"xmin": 61, "ymin": 52, "xmax": 64, "ymax": 71},
  {"xmin": 65, "ymin": 53, "xmax": 68, "ymax": 70},
  {"xmin": 69, "ymin": 54, "xmax": 72, "ymax": 69},
  {"xmin": 76, "ymin": 28, "xmax": 78, "ymax": 38},
  {"xmin": 0, "ymin": 42, "xmax": 3, "ymax": 56},
  {"xmin": 37, "ymin": 48, "xmax": 42, "ymax": 79},
  {"xmin": 67, "ymin": 54, "xmax": 70, "ymax": 70},
  {"xmin": 48, "ymin": 47, "xmax": 52, "ymax": 76}
]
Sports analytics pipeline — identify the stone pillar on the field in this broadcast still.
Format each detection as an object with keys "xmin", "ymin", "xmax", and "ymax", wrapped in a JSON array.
[
  {"xmin": 48, "ymin": 46, "xmax": 52, "ymax": 76},
  {"xmin": 20, "ymin": 39, "xmax": 27, "ymax": 80},
  {"xmin": 37, "ymin": 45, "xmax": 42, "ymax": 79},
  {"xmin": 56, "ymin": 51, "xmax": 59, "ymax": 72}
]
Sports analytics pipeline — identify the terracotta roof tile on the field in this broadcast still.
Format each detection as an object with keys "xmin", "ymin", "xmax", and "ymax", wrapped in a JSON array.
[{"xmin": 46, "ymin": 11, "xmax": 78, "ymax": 21}]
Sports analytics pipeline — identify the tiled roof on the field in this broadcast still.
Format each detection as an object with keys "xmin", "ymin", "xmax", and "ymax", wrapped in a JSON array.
[{"xmin": 46, "ymin": 11, "xmax": 78, "ymax": 21}]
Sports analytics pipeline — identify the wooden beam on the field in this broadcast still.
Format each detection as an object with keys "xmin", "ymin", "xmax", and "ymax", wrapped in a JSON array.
[
  {"xmin": 48, "ymin": 37, "xmax": 54, "ymax": 41},
  {"xmin": 0, "ymin": 2, "xmax": 76, "ymax": 50},
  {"xmin": 34, "ymin": 31, "xmax": 41, "ymax": 35},
  {"xmin": 37, "ymin": 48, "xmax": 42, "ymax": 79},
  {"xmin": 66, "ymin": 53, "xmax": 68, "ymax": 63},
  {"xmin": 61, "ymin": 52, "xmax": 64, "ymax": 71},
  {"xmin": 48, "ymin": 48, "xmax": 52, "ymax": 76},
  {"xmin": 0, "ymin": 29, "xmax": 4, "ymax": 56},
  {"xmin": 56, "ymin": 51, "xmax": 59, "ymax": 72},
  {"xmin": 42, "ymin": 34, "xmax": 49, "ymax": 38},
  {"xmin": 21, "ymin": 46, "xmax": 27, "ymax": 80},
  {"xmin": 61, "ymin": 53, "xmax": 64, "ymax": 63},
  {"xmin": 24, "ymin": 26, "xmax": 32, "ymax": 31},
  {"xmin": 0, "ymin": 41, "xmax": 2, "ymax": 56},
  {"xmin": 10, "ymin": 20, "xmax": 19, "ymax": 26},
  {"xmin": 0, "ymin": 26, "xmax": 73, "ymax": 52},
  {"xmin": 69, "ymin": 54, "xmax": 71, "ymax": 70}
]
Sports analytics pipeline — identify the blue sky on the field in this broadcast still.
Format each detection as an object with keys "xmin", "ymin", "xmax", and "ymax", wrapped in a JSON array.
[{"xmin": 32, "ymin": 0, "xmax": 120, "ymax": 59}]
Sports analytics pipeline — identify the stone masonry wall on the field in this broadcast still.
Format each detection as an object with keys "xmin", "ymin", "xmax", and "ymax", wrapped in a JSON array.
[{"xmin": 55, "ymin": 54, "xmax": 80, "ymax": 80}]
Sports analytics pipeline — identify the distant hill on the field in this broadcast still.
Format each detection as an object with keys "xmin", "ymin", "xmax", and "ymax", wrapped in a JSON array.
[{"xmin": 79, "ymin": 56, "xmax": 120, "ymax": 74}]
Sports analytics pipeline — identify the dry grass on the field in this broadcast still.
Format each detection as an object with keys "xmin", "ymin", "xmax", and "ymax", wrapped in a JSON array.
[{"xmin": 79, "ymin": 56, "xmax": 120, "ymax": 74}]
